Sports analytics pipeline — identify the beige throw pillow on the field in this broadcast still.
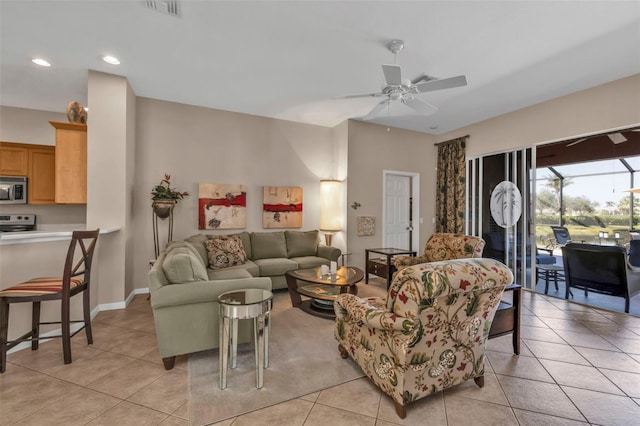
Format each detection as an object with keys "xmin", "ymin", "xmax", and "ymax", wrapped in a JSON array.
[{"xmin": 206, "ymin": 235, "xmax": 247, "ymax": 269}]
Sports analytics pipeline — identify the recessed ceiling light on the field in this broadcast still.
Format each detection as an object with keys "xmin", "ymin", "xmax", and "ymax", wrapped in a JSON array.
[
  {"xmin": 32, "ymin": 58, "xmax": 51, "ymax": 67},
  {"xmin": 429, "ymin": 125, "xmax": 438, "ymax": 130},
  {"xmin": 102, "ymin": 55, "xmax": 120, "ymax": 65}
]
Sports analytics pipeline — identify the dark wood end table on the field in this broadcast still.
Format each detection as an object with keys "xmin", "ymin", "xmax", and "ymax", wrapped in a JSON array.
[
  {"xmin": 488, "ymin": 283, "xmax": 521, "ymax": 355},
  {"xmin": 365, "ymin": 248, "xmax": 416, "ymax": 289}
]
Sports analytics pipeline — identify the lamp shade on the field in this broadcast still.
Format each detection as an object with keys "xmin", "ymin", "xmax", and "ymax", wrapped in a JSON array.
[{"xmin": 320, "ymin": 179, "xmax": 341, "ymax": 231}]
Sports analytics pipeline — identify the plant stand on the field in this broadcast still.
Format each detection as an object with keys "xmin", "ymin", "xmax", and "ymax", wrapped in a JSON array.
[{"xmin": 152, "ymin": 199, "xmax": 175, "ymax": 258}]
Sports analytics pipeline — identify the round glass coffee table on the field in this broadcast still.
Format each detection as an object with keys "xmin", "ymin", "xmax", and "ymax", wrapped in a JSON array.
[
  {"xmin": 285, "ymin": 266, "xmax": 364, "ymax": 319},
  {"xmin": 217, "ymin": 288, "xmax": 273, "ymax": 389}
]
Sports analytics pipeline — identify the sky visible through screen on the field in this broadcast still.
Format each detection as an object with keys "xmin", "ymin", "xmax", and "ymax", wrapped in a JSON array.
[{"xmin": 535, "ymin": 156, "xmax": 640, "ymax": 210}]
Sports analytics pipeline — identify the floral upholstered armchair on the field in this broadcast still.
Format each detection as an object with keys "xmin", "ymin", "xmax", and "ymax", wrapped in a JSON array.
[
  {"xmin": 334, "ymin": 258, "xmax": 513, "ymax": 419},
  {"xmin": 393, "ymin": 232, "xmax": 485, "ymax": 272}
]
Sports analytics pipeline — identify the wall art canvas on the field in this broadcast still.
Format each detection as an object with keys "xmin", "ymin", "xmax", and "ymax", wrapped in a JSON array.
[
  {"xmin": 263, "ymin": 186, "xmax": 303, "ymax": 228},
  {"xmin": 198, "ymin": 183, "xmax": 247, "ymax": 229},
  {"xmin": 357, "ymin": 216, "xmax": 375, "ymax": 236}
]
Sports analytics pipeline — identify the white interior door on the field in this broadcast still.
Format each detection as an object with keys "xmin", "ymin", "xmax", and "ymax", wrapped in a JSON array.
[{"xmin": 384, "ymin": 173, "xmax": 412, "ymax": 249}]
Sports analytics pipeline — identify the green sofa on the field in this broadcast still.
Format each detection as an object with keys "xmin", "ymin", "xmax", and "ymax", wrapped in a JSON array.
[{"xmin": 148, "ymin": 230, "xmax": 340, "ymax": 369}]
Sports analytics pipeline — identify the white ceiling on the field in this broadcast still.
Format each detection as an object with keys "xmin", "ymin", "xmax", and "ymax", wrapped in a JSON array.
[{"xmin": 1, "ymin": 1, "xmax": 639, "ymax": 134}]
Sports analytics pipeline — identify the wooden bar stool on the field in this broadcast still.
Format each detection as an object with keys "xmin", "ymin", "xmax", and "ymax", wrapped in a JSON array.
[{"xmin": 0, "ymin": 229, "xmax": 99, "ymax": 373}]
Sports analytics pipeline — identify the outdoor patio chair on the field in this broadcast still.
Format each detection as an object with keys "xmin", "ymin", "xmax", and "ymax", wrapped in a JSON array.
[
  {"xmin": 562, "ymin": 242, "xmax": 640, "ymax": 313},
  {"xmin": 550, "ymin": 226, "xmax": 572, "ymax": 246}
]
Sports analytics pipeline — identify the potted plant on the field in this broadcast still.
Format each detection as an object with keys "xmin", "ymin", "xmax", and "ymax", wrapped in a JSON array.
[{"xmin": 151, "ymin": 174, "xmax": 189, "ymax": 219}]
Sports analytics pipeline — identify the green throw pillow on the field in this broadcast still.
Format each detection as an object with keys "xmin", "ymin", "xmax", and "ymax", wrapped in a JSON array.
[
  {"xmin": 162, "ymin": 246, "xmax": 208, "ymax": 283},
  {"xmin": 285, "ymin": 230, "xmax": 319, "ymax": 257}
]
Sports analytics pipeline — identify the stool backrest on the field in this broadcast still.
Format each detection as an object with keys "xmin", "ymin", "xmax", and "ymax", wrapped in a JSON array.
[{"xmin": 63, "ymin": 229, "xmax": 100, "ymax": 293}]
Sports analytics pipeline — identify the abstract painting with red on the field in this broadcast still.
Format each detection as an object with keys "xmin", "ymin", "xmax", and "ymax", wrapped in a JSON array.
[
  {"xmin": 263, "ymin": 186, "xmax": 303, "ymax": 228},
  {"xmin": 199, "ymin": 183, "xmax": 247, "ymax": 229}
]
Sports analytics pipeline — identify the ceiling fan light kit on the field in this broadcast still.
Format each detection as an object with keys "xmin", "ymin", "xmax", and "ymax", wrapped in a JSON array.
[
  {"xmin": 344, "ymin": 40, "xmax": 468, "ymax": 121},
  {"xmin": 387, "ymin": 40, "xmax": 405, "ymax": 55}
]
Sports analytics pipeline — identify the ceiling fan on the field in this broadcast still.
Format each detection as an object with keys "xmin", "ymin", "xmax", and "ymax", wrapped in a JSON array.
[
  {"xmin": 344, "ymin": 40, "xmax": 468, "ymax": 121},
  {"xmin": 566, "ymin": 132, "xmax": 628, "ymax": 147}
]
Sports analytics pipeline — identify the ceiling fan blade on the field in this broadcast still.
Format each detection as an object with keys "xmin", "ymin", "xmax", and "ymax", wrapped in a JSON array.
[
  {"xmin": 341, "ymin": 92, "xmax": 384, "ymax": 99},
  {"xmin": 382, "ymin": 64, "xmax": 402, "ymax": 86},
  {"xmin": 566, "ymin": 138, "xmax": 587, "ymax": 147},
  {"xmin": 361, "ymin": 99, "xmax": 390, "ymax": 121},
  {"xmin": 410, "ymin": 73, "xmax": 435, "ymax": 85},
  {"xmin": 402, "ymin": 97, "xmax": 438, "ymax": 116},
  {"xmin": 415, "ymin": 75, "xmax": 467, "ymax": 93},
  {"xmin": 608, "ymin": 133, "xmax": 627, "ymax": 144}
]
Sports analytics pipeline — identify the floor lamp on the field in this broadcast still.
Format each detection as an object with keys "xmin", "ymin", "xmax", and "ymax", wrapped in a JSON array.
[{"xmin": 320, "ymin": 179, "xmax": 341, "ymax": 246}]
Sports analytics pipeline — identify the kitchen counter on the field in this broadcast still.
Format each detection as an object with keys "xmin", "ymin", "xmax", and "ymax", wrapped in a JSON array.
[{"xmin": 0, "ymin": 226, "xmax": 120, "ymax": 245}]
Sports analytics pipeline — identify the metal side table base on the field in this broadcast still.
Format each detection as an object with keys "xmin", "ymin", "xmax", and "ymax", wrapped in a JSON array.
[{"xmin": 218, "ymin": 289, "xmax": 273, "ymax": 390}]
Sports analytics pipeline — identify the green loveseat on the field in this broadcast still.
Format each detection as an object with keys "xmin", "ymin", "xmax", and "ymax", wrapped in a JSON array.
[{"xmin": 148, "ymin": 230, "xmax": 340, "ymax": 369}]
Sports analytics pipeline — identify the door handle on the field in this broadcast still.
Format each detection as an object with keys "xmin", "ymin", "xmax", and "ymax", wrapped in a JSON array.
[{"xmin": 406, "ymin": 226, "xmax": 413, "ymax": 231}]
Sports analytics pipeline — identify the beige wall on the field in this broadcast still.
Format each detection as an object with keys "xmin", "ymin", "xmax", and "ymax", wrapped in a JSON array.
[
  {"xmin": 0, "ymin": 106, "xmax": 65, "ymax": 145},
  {"xmin": 87, "ymin": 70, "xmax": 136, "ymax": 305},
  {"xmin": 329, "ymin": 120, "xmax": 349, "ymax": 249},
  {"xmin": 132, "ymin": 98, "xmax": 338, "ymax": 291},
  {"xmin": 438, "ymin": 74, "xmax": 640, "ymax": 157},
  {"xmin": 125, "ymin": 76, "xmax": 137, "ymax": 298},
  {"xmin": 346, "ymin": 120, "xmax": 437, "ymax": 271}
]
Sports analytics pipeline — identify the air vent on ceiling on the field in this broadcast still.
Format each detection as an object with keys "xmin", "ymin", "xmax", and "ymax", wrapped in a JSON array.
[{"xmin": 144, "ymin": 1, "xmax": 180, "ymax": 17}]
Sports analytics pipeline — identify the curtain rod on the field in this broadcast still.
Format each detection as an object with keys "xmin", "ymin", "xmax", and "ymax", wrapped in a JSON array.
[{"xmin": 434, "ymin": 134, "xmax": 469, "ymax": 146}]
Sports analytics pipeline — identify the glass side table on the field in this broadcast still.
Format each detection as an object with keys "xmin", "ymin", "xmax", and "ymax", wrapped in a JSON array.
[{"xmin": 218, "ymin": 288, "xmax": 273, "ymax": 389}]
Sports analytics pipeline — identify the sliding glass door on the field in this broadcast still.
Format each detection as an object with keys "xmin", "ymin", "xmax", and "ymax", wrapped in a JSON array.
[{"xmin": 467, "ymin": 148, "xmax": 536, "ymax": 289}]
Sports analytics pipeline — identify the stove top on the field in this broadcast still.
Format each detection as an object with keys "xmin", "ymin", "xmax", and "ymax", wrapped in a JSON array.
[{"xmin": 0, "ymin": 214, "xmax": 36, "ymax": 232}]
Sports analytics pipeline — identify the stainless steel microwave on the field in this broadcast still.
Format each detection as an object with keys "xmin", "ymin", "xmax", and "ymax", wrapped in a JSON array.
[{"xmin": 0, "ymin": 176, "xmax": 28, "ymax": 204}]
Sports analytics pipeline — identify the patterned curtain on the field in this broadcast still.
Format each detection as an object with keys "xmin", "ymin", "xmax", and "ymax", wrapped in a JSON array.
[{"xmin": 436, "ymin": 136, "xmax": 468, "ymax": 233}]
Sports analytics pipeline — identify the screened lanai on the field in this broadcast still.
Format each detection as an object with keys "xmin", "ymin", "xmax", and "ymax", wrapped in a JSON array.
[
  {"xmin": 535, "ymin": 156, "xmax": 640, "ymax": 248},
  {"xmin": 530, "ymin": 128, "xmax": 640, "ymax": 314}
]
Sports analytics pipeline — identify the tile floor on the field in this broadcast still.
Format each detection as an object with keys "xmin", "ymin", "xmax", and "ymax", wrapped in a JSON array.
[
  {"xmin": 1, "ymin": 295, "xmax": 188, "ymax": 426},
  {"xmin": 2, "ymin": 278, "xmax": 640, "ymax": 425}
]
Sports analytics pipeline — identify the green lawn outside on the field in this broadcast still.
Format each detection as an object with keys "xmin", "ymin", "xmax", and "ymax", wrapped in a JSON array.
[{"xmin": 536, "ymin": 223, "xmax": 632, "ymax": 247}]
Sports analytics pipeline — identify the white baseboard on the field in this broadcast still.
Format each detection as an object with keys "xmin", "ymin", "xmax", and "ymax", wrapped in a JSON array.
[{"xmin": 7, "ymin": 287, "xmax": 150, "ymax": 355}]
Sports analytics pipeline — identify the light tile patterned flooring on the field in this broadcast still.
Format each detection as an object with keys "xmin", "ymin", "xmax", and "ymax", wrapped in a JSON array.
[{"xmin": 2, "ymin": 278, "xmax": 640, "ymax": 425}]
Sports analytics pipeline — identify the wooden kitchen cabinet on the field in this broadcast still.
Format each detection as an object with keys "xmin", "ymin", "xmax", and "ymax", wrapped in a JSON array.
[
  {"xmin": 0, "ymin": 142, "xmax": 29, "ymax": 176},
  {"xmin": 0, "ymin": 142, "xmax": 57, "ymax": 204},
  {"xmin": 28, "ymin": 146, "xmax": 56, "ymax": 204},
  {"xmin": 49, "ymin": 121, "xmax": 87, "ymax": 204}
]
